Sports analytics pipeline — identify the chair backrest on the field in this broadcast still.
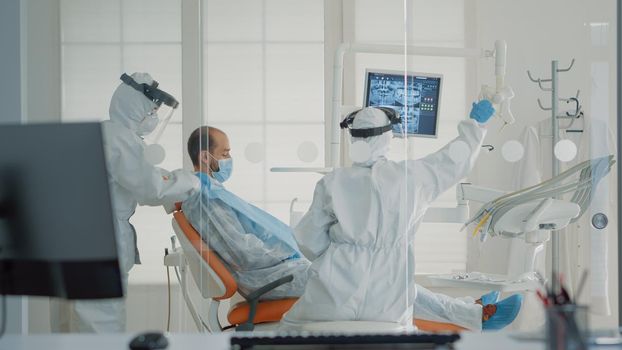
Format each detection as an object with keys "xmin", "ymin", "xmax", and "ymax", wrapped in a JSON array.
[{"xmin": 172, "ymin": 205, "xmax": 237, "ymax": 301}]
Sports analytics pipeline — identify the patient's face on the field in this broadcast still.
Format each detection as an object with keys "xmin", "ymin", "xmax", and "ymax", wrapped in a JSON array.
[{"xmin": 207, "ymin": 131, "xmax": 231, "ymax": 172}]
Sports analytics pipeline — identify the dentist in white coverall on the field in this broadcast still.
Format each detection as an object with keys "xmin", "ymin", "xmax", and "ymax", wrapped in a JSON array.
[
  {"xmin": 50, "ymin": 72, "xmax": 199, "ymax": 333},
  {"xmin": 281, "ymin": 103, "xmax": 522, "ymax": 331}
]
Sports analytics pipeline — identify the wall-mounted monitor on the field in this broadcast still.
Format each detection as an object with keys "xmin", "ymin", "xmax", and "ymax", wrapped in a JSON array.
[{"xmin": 364, "ymin": 69, "xmax": 442, "ymax": 138}]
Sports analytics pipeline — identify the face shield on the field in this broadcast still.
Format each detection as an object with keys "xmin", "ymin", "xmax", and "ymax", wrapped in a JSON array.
[{"xmin": 119, "ymin": 73, "xmax": 179, "ymax": 165}]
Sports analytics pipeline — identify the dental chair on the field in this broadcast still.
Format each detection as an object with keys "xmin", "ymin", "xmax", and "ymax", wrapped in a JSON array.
[
  {"xmin": 425, "ymin": 155, "xmax": 615, "ymax": 292},
  {"xmin": 165, "ymin": 203, "xmax": 465, "ymax": 333}
]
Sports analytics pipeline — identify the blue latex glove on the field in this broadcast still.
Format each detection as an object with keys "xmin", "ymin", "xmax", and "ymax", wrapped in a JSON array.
[{"xmin": 470, "ymin": 99, "xmax": 495, "ymax": 124}]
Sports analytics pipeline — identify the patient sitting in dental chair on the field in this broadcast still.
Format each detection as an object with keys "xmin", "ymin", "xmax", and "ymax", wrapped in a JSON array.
[
  {"xmin": 181, "ymin": 126, "xmax": 515, "ymax": 331},
  {"xmin": 182, "ymin": 126, "xmax": 310, "ymax": 300}
]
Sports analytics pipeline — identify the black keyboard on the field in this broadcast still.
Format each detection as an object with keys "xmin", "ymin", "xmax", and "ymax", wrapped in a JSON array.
[{"xmin": 230, "ymin": 333, "xmax": 460, "ymax": 350}]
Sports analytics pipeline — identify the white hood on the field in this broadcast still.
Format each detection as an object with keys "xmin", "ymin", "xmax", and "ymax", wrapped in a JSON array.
[
  {"xmin": 350, "ymin": 107, "xmax": 393, "ymax": 166},
  {"xmin": 108, "ymin": 72, "xmax": 158, "ymax": 134}
]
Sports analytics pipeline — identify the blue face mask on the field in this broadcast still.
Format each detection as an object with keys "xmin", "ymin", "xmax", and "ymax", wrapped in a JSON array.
[{"xmin": 211, "ymin": 157, "xmax": 233, "ymax": 183}]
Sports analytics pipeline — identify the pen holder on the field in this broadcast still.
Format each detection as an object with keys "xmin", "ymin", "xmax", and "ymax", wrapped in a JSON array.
[{"xmin": 546, "ymin": 304, "xmax": 589, "ymax": 350}]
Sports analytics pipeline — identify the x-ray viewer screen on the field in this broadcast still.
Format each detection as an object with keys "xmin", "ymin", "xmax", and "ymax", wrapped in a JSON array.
[{"xmin": 364, "ymin": 70, "xmax": 442, "ymax": 137}]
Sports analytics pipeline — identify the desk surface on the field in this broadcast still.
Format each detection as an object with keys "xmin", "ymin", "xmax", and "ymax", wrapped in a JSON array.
[
  {"xmin": 0, "ymin": 332, "xmax": 547, "ymax": 350},
  {"xmin": 17, "ymin": 331, "xmax": 622, "ymax": 349}
]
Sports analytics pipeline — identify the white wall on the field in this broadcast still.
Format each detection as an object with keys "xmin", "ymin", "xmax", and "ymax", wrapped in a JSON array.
[
  {"xmin": 22, "ymin": 0, "xmax": 62, "ymax": 124},
  {"xmin": 203, "ymin": 0, "xmax": 326, "ymax": 225},
  {"xmin": 469, "ymin": 0, "xmax": 617, "ymax": 199},
  {"xmin": 0, "ymin": 0, "xmax": 22, "ymax": 125},
  {"xmin": 469, "ymin": 0, "xmax": 618, "ymax": 329}
]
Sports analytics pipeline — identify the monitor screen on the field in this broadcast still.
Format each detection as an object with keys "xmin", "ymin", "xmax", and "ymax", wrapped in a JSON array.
[
  {"xmin": 0, "ymin": 123, "xmax": 122, "ymax": 299},
  {"xmin": 364, "ymin": 70, "xmax": 442, "ymax": 137}
]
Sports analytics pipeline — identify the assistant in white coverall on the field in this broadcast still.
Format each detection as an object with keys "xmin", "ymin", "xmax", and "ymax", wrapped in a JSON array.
[
  {"xmin": 50, "ymin": 72, "xmax": 199, "ymax": 333},
  {"xmin": 282, "ymin": 104, "xmax": 522, "ymax": 331}
]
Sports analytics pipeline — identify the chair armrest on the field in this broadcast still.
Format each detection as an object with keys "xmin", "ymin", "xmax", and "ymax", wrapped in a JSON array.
[
  {"xmin": 244, "ymin": 275, "xmax": 294, "ymax": 302},
  {"xmin": 236, "ymin": 274, "xmax": 294, "ymax": 331}
]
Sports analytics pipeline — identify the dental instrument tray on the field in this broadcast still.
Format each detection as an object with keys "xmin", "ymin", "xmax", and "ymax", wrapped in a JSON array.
[
  {"xmin": 424, "ymin": 272, "xmax": 541, "ymax": 292},
  {"xmin": 230, "ymin": 332, "xmax": 460, "ymax": 350}
]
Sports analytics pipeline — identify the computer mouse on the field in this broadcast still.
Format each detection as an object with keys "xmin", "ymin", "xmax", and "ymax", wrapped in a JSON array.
[{"xmin": 129, "ymin": 332, "xmax": 169, "ymax": 350}]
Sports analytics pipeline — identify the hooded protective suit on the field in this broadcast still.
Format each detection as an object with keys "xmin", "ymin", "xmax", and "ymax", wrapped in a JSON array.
[
  {"xmin": 103, "ymin": 72, "xmax": 199, "ymax": 273},
  {"xmin": 50, "ymin": 73, "xmax": 199, "ymax": 333},
  {"xmin": 281, "ymin": 108, "xmax": 487, "ymax": 330}
]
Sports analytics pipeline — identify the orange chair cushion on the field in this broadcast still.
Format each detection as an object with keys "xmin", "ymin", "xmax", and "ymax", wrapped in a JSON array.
[
  {"xmin": 173, "ymin": 208, "xmax": 237, "ymax": 300},
  {"xmin": 227, "ymin": 298, "xmax": 298, "ymax": 326},
  {"xmin": 414, "ymin": 319, "xmax": 466, "ymax": 333}
]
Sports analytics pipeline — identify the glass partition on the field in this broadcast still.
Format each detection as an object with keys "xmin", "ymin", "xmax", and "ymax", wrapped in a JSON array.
[{"xmin": 35, "ymin": 0, "xmax": 618, "ymax": 337}]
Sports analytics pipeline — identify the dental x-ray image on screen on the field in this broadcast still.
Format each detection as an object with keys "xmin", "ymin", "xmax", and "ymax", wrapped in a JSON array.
[{"xmin": 364, "ymin": 70, "xmax": 442, "ymax": 138}]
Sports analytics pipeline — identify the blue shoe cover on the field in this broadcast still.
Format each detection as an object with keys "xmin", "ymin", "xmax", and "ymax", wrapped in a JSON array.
[
  {"xmin": 480, "ymin": 291, "xmax": 500, "ymax": 305},
  {"xmin": 482, "ymin": 294, "xmax": 523, "ymax": 331}
]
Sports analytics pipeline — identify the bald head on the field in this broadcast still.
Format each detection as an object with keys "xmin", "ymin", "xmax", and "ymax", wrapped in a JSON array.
[{"xmin": 187, "ymin": 126, "xmax": 230, "ymax": 173}]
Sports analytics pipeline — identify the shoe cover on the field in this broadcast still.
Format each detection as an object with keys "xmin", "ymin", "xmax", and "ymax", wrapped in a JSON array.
[{"xmin": 483, "ymin": 294, "xmax": 523, "ymax": 330}]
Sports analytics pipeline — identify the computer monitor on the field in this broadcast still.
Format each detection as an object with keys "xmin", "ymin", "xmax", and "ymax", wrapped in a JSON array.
[
  {"xmin": 0, "ymin": 123, "xmax": 123, "ymax": 299},
  {"xmin": 364, "ymin": 69, "xmax": 442, "ymax": 138}
]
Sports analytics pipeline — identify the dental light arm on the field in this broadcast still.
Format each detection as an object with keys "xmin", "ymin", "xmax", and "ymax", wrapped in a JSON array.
[{"xmin": 479, "ymin": 40, "xmax": 515, "ymax": 127}]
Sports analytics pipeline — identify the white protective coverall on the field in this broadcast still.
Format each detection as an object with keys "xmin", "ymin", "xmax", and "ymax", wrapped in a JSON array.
[
  {"xmin": 50, "ymin": 72, "xmax": 199, "ymax": 333},
  {"xmin": 281, "ymin": 108, "xmax": 487, "ymax": 330}
]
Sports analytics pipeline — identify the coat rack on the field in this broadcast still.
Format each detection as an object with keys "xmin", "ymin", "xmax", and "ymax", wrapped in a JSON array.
[{"xmin": 526, "ymin": 59, "xmax": 582, "ymax": 291}]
